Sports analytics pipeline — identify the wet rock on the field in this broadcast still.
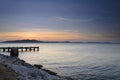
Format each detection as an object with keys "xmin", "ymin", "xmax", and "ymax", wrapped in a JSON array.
[
  {"xmin": 34, "ymin": 64, "xmax": 43, "ymax": 69},
  {"xmin": 42, "ymin": 68, "xmax": 57, "ymax": 76}
]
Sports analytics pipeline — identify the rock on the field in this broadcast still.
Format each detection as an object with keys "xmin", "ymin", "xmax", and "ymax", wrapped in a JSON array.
[
  {"xmin": 64, "ymin": 77, "xmax": 74, "ymax": 80},
  {"xmin": 34, "ymin": 64, "xmax": 43, "ymax": 69},
  {"xmin": 42, "ymin": 68, "xmax": 57, "ymax": 76},
  {"xmin": 0, "ymin": 54, "xmax": 70, "ymax": 80}
]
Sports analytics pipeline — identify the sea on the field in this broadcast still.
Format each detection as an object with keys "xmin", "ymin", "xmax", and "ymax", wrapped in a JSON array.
[{"xmin": 0, "ymin": 43, "xmax": 120, "ymax": 80}]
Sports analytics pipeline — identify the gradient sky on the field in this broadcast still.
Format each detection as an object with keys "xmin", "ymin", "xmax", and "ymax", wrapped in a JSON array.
[{"xmin": 0, "ymin": 0, "xmax": 120, "ymax": 42}]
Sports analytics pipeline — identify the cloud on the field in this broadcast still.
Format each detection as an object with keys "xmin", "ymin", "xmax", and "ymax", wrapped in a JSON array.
[
  {"xmin": 55, "ymin": 17, "xmax": 70, "ymax": 21},
  {"xmin": 54, "ymin": 16, "xmax": 94, "ymax": 22}
]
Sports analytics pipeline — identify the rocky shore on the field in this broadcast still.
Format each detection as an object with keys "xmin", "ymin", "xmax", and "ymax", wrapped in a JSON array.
[{"xmin": 0, "ymin": 54, "xmax": 73, "ymax": 80}]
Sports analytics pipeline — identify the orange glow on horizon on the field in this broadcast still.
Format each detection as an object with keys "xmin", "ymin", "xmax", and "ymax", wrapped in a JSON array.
[
  {"xmin": 0, "ymin": 31, "xmax": 116, "ymax": 42},
  {"xmin": 0, "ymin": 31, "xmax": 82, "ymax": 41}
]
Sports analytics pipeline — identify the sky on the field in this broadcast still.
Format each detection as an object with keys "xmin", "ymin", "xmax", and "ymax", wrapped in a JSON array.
[{"xmin": 0, "ymin": 0, "xmax": 120, "ymax": 42}]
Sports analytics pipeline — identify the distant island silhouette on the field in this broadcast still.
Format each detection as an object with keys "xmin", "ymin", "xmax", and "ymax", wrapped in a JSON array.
[
  {"xmin": 0, "ymin": 39, "xmax": 119, "ymax": 44},
  {"xmin": 1, "ymin": 39, "xmax": 71, "ymax": 43}
]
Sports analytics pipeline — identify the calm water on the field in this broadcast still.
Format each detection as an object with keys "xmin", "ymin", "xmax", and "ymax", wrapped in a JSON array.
[{"xmin": 0, "ymin": 43, "xmax": 120, "ymax": 80}]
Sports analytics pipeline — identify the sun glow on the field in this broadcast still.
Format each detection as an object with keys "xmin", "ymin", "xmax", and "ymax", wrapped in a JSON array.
[
  {"xmin": 0, "ymin": 31, "xmax": 82, "ymax": 41},
  {"xmin": 0, "ymin": 31, "xmax": 117, "ymax": 42}
]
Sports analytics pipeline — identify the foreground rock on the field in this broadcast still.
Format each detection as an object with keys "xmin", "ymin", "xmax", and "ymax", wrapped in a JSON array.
[
  {"xmin": 0, "ymin": 63, "xmax": 18, "ymax": 80},
  {"xmin": 0, "ymin": 54, "xmax": 69, "ymax": 80}
]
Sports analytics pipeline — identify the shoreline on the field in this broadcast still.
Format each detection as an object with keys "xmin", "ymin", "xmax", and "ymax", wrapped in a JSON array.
[{"xmin": 0, "ymin": 54, "xmax": 73, "ymax": 80}]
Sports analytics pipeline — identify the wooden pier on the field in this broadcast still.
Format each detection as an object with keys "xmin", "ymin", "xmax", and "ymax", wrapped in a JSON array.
[
  {"xmin": 0, "ymin": 47, "xmax": 39, "ymax": 57},
  {"xmin": 0, "ymin": 47, "xmax": 39, "ymax": 52}
]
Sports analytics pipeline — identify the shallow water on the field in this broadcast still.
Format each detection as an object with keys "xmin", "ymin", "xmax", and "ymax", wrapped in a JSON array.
[{"xmin": 0, "ymin": 43, "xmax": 120, "ymax": 80}]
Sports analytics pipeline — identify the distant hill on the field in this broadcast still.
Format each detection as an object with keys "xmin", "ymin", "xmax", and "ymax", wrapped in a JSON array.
[
  {"xmin": 1, "ymin": 39, "xmax": 71, "ymax": 43},
  {"xmin": 0, "ymin": 39, "xmax": 119, "ymax": 44}
]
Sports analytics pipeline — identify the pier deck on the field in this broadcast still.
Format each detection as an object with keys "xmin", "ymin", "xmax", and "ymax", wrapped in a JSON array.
[{"xmin": 0, "ymin": 47, "xmax": 39, "ymax": 52}]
